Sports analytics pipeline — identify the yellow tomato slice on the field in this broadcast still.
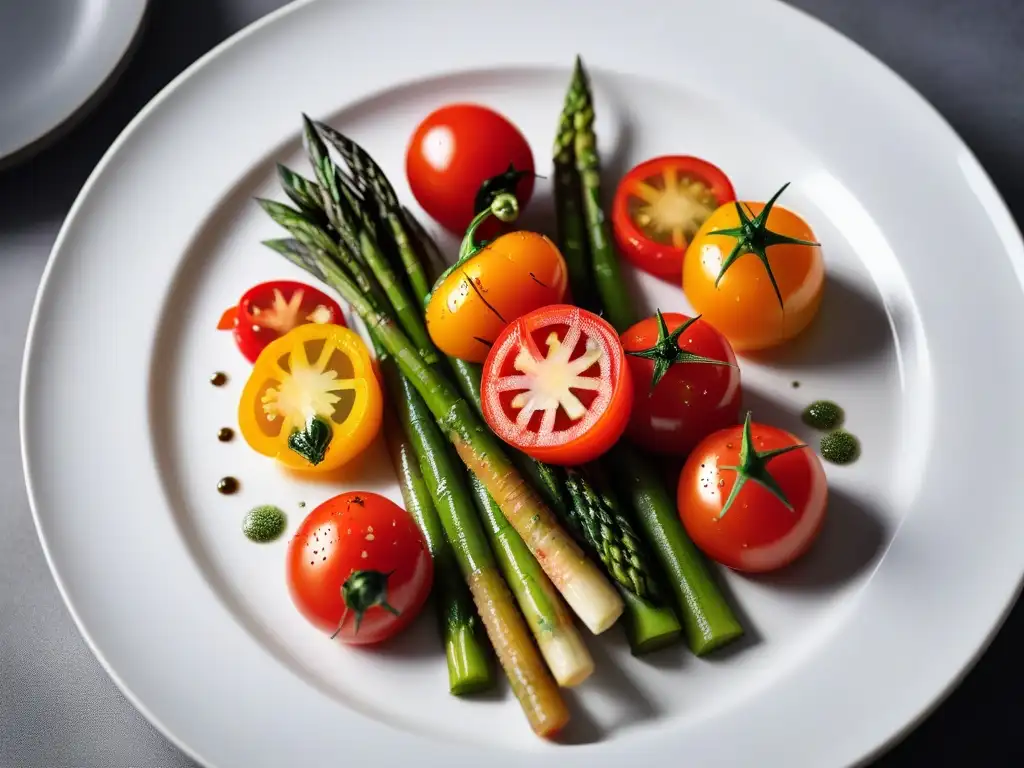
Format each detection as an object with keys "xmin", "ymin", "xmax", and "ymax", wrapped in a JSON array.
[{"xmin": 238, "ymin": 323, "xmax": 382, "ymax": 472}]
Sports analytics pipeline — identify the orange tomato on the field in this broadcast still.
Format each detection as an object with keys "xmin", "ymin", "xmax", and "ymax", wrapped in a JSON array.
[
  {"xmin": 425, "ymin": 230, "xmax": 568, "ymax": 362},
  {"xmin": 682, "ymin": 184, "xmax": 824, "ymax": 352}
]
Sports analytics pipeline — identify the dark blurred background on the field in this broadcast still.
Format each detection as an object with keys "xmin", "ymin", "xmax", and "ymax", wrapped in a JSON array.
[{"xmin": 0, "ymin": 1, "xmax": 1020, "ymax": 765}]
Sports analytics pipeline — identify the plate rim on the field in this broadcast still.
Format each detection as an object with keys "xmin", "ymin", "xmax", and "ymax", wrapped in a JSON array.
[
  {"xmin": 19, "ymin": 1, "xmax": 1024, "ymax": 766},
  {"xmin": 0, "ymin": 0, "xmax": 151, "ymax": 168}
]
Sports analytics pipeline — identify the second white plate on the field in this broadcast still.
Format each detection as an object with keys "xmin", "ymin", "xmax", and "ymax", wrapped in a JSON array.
[{"xmin": 0, "ymin": 0, "xmax": 148, "ymax": 165}]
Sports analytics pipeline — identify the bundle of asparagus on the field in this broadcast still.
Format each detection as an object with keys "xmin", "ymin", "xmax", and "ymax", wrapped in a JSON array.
[{"xmin": 256, "ymin": 55, "xmax": 744, "ymax": 738}]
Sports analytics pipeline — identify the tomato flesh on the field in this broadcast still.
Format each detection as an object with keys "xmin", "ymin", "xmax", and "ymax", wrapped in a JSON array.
[
  {"xmin": 220, "ymin": 280, "xmax": 345, "ymax": 363},
  {"xmin": 612, "ymin": 156, "xmax": 735, "ymax": 281},
  {"xmin": 677, "ymin": 419, "xmax": 827, "ymax": 572},
  {"xmin": 286, "ymin": 491, "xmax": 433, "ymax": 645},
  {"xmin": 237, "ymin": 323, "xmax": 382, "ymax": 473},
  {"xmin": 482, "ymin": 305, "xmax": 632, "ymax": 465},
  {"xmin": 406, "ymin": 103, "xmax": 535, "ymax": 236}
]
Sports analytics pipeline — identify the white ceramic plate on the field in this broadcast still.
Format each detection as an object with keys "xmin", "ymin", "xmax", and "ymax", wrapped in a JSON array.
[
  {"xmin": 21, "ymin": 1, "xmax": 1024, "ymax": 766},
  {"xmin": 0, "ymin": 0, "xmax": 148, "ymax": 165}
]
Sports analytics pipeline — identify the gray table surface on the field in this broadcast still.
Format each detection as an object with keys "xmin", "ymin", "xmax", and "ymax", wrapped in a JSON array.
[{"xmin": 2, "ymin": 1, "xmax": 1021, "ymax": 765}]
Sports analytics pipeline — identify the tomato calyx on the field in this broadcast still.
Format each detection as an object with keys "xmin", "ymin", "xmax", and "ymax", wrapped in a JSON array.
[
  {"xmin": 473, "ymin": 163, "xmax": 535, "ymax": 217},
  {"xmin": 719, "ymin": 412, "xmax": 808, "ymax": 518},
  {"xmin": 287, "ymin": 415, "xmax": 333, "ymax": 466},
  {"xmin": 333, "ymin": 569, "xmax": 401, "ymax": 638},
  {"xmin": 625, "ymin": 309, "xmax": 737, "ymax": 391},
  {"xmin": 425, "ymin": 192, "xmax": 521, "ymax": 306},
  {"xmin": 712, "ymin": 183, "xmax": 820, "ymax": 308}
]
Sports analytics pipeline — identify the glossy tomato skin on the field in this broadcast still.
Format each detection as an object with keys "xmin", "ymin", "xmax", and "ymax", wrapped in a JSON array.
[
  {"xmin": 621, "ymin": 313, "xmax": 741, "ymax": 456},
  {"xmin": 612, "ymin": 156, "xmax": 735, "ymax": 282},
  {"xmin": 677, "ymin": 423, "xmax": 827, "ymax": 572},
  {"xmin": 286, "ymin": 492, "xmax": 433, "ymax": 645},
  {"xmin": 406, "ymin": 104, "xmax": 535, "ymax": 236},
  {"xmin": 237, "ymin": 324, "xmax": 382, "ymax": 473},
  {"xmin": 683, "ymin": 202, "xmax": 824, "ymax": 352},
  {"xmin": 426, "ymin": 231, "xmax": 567, "ymax": 363},
  {"xmin": 219, "ymin": 280, "xmax": 345, "ymax": 363},
  {"xmin": 481, "ymin": 305, "xmax": 632, "ymax": 466}
]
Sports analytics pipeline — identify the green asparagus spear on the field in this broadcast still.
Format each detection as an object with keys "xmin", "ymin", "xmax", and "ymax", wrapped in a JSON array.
[
  {"xmin": 557, "ymin": 56, "xmax": 745, "ymax": 654},
  {"xmin": 566, "ymin": 56, "xmax": 635, "ymax": 333},
  {"xmin": 383, "ymin": 412, "xmax": 492, "ymax": 694},
  {"xmin": 296, "ymin": 125, "xmax": 440, "ymax": 366},
  {"xmin": 276, "ymin": 164, "xmax": 329, "ymax": 228},
  {"xmin": 563, "ymin": 469, "xmax": 656, "ymax": 599},
  {"xmin": 553, "ymin": 92, "xmax": 595, "ymax": 308},
  {"xmin": 377, "ymin": 342, "xmax": 568, "ymax": 735},
  {"xmin": 611, "ymin": 444, "xmax": 743, "ymax": 654},
  {"xmin": 314, "ymin": 121, "xmax": 433, "ymax": 303},
  {"xmin": 464, "ymin": 470, "xmax": 594, "ymax": 687}
]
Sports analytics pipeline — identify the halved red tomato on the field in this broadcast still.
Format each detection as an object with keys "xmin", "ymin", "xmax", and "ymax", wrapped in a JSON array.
[
  {"xmin": 481, "ymin": 305, "xmax": 633, "ymax": 465},
  {"xmin": 612, "ymin": 156, "xmax": 735, "ymax": 281},
  {"xmin": 218, "ymin": 280, "xmax": 345, "ymax": 363}
]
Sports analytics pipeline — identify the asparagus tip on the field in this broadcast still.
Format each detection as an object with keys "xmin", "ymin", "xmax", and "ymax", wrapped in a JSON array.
[{"xmin": 571, "ymin": 54, "xmax": 587, "ymax": 86}]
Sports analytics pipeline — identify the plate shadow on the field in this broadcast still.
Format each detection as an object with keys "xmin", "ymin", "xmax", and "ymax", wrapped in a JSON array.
[
  {"xmin": 557, "ymin": 632, "xmax": 659, "ymax": 744},
  {"xmin": 751, "ymin": 486, "xmax": 888, "ymax": 593},
  {"xmin": 741, "ymin": 273, "xmax": 893, "ymax": 370}
]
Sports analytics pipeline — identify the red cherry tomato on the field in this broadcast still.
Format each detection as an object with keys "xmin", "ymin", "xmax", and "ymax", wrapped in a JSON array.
[
  {"xmin": 406, "ymin": 104, "xmax": 535, "ymax": 236},
  {"xmin": 481, "ymin": 304, "xmax": 633, "ymax": 466},
  {"xmin": 621, "ymin": 311, "xmax": 741, "ymax": 456},
  {"xmin": 611, "ymin": 156, "xmax": 735, "ymax": 281},
  {"xmin": 677, "ymin": 414, "xmax": 827, "ymax": 572},
  {"xmin": 218, "ymin": 280, "xmax": 345, "ymax": 363},
  {"xmin": 286, "ymin": 491, "xmax": 433, "ymax": 645}
]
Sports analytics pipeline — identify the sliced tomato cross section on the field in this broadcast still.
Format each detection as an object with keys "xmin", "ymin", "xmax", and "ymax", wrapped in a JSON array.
[
  {"xmin": 218, "ymin": 280, "xmax": 345, "ymax": 363},
  {"xmin": 612, "ymin": 155, "xmax": 735, "ymax": 281},
  {"xmin": 238, "ymin": 323, "xmax": 382, "ymax": 473},
  {"xmin": 481, "ymin": 305, "xmax": 633, "ymax": 466}
]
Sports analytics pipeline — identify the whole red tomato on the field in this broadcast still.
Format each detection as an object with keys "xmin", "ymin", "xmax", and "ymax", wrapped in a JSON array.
[
  {"xmin": 286, "ymin": 491, "xmax": 433, "ymax": 645},
  {"xmin": 406, "ymin": 103, "xmax": 535, "ymax": 236},
  {"xmin": 621, "ymin": 311, "xmax": 741, "ymax": 456},
  {"xmin": 678, "ymin": 413, "xmax": 827, "ymax": 573}
]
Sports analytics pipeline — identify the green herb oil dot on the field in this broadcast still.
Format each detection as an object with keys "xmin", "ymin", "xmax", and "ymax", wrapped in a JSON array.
[
  {"xmin": 243, "ymin": 505, "xmax": 287, "ymax": 543},
  {"xmin": 820, "ymin": 430, "xmax": 859, "ymax": 465},
  {"xmin": 802, "ymin": 400, "xmax": 844, "ymax": 431}
]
